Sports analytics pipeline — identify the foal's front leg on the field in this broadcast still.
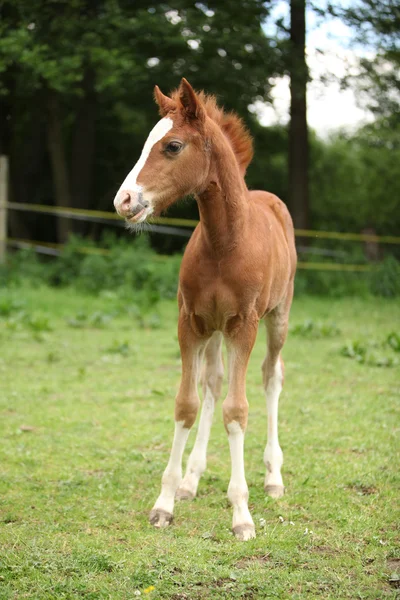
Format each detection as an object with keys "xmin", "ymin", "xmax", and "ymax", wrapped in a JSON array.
[
  {"xmin": 150, "ymin": 314, "xmax": 205, "ymax": 528},
  {"xmin": 223, "ymin": 321, "xmax": 258, "ymax": 541}
]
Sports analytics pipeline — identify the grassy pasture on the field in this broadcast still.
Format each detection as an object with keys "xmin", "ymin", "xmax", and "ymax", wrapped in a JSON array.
[{"xmin": 0, "ymin": 286, "xmax": 399, "ymax": 599}]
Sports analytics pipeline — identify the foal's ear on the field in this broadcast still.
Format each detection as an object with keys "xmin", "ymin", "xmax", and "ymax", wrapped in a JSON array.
[
  {"xmin": 154, "ymin": 85, "xmax": 176, "ymax": 116},
  {"xmin": 179, "ymin": 78, "xmax": 205, "ymax": 123}
]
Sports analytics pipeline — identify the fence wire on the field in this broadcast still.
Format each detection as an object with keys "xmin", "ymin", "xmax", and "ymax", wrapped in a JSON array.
[{"xmin": 5, "ymin": 201, "xmax": 398, "ymax": 272}]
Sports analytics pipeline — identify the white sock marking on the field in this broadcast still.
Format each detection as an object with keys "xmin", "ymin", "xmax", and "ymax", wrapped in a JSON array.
[
  {"xmin": 179, "ymin": 385, "xmax": 215, "ymax": 496},
  {"xmin": 264, "ymin": 360, "xmax": 284, "ymax": 487},
  {"xmin": 153, "ymin": 420, "xmax": 190, "ymax": 515},
  {"xmin": 227, "ymin": 421, "xmax": 254, "ymax": 531}
]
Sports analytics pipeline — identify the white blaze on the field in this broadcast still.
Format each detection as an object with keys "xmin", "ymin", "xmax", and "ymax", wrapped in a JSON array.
[{"xmin": 115, "ymin": 117, "xmax": 173, "ymax": 196}]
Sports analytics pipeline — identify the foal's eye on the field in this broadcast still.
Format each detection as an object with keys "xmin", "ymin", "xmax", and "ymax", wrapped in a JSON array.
[{"xmin": 166, "ymin": 141, "xmax": 183, "ymax": 154}]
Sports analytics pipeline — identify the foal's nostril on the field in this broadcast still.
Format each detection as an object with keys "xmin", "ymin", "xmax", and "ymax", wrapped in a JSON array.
[
  {"xmin": 116, "ymin": 189, "xmax": 149, "ymax": 218},
  {"xmin": 137, "ymin": 190, "xmax": 148, "ymax": 209},
  {"xmin": 121, "ymin": 191, "xmax": 131, "ymax": 207}
]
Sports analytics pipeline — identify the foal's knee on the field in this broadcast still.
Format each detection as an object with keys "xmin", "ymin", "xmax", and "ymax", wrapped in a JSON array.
[
  {"xmin": 222, "ymin": 396, "xmax": 248, "ymax": 431},
  {"xmin": 175, "ymin": 393, "xmax": 200, "ymax": 429},
  {"xmin": 262, "ymin": 355, "xmax": 284, "ymax": 388}
]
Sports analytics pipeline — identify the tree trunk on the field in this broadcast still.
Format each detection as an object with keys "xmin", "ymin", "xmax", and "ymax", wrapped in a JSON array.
[
  {"xmin": 70, "ymin": 69, "xmax": 96, "ymax": 235},
  {"xmin": 9, "ymin": 90, "xmax": 47, "ymax": 241},
  {"xmin": 46, "ymin": 90, "xmax": 71, "ymax": 243},
  {"xmin": 288, "ymin": 0, "xmax": 309, "ymax": 230}
]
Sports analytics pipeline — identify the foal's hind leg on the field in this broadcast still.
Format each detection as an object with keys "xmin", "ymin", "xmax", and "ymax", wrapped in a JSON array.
[
  {"xmin": 262, "ymin": 287, "xmax": 293, "ymax": 498},
  {"xmin": 176, "ymin": 331, "xmax": 224, "ymax": 500}
]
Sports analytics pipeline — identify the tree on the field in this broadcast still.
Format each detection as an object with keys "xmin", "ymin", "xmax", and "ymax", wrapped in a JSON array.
[
  {"xmin": 337, "ymin": 0, "xmax": 400, "ymax": 117},
  {"xmin": 0, "ymin": 0, "xmax": 283, "ymax": 243},
  {"xmin": 309, "ymin": 117, "xmax": 400, "ymax": 240},
  {"xmin": 288, "ymin": 0, "xmax": 309, "ymax": 230}
]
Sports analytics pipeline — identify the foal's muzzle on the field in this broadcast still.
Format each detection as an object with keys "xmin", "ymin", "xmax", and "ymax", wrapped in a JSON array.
[{"xmin": 114, "ymin": 189, "xmax": 150, "ymax": 222}]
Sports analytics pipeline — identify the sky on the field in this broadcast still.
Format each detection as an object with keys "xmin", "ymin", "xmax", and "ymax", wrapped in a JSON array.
[{"xmin": 256, "ymin": 2, "xmax": 374, "ymax": 136}]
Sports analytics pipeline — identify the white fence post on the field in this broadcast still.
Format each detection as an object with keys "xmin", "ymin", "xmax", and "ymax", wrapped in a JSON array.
[{"xmin": 0, "ymin": 155, "xmax": 9, "ymax": 264}]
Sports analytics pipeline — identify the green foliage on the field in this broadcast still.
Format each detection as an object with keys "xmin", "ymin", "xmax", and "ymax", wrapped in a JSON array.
[
  {"xmin": 3, "ymin": 234, "xmax": 400, "ymax": 301},
  {"xmin": 340, "ymin": 332, "xmax": 400, "ymax": 368},
  {"xmin": 48, "ymin": 236, "xmax": 96, "ymax": 287},
  {"xmin": 0, "ymin": 0, "xmax": 279, "ymax": 106},
  {"xmin": 295, "ymin": 247, "xmax": 400, "ymax": 299},
  {"xmin": 387, "ymin": 332, "xmax": 400, "ymax": 352},
  {"xmin": 294, "ymin": 269, "xmax": 371, "ymax": 298},
  {"xmin": 104, "ymin": 340, "xmax": 131, "ymax": 357},
  {"xmin": 310, "ymin": 118, "xmax": 400, "ymax": 237},
  {"xmin": 247, "ymin": 123, "xmax": 289, "ymax": 201},
  {"xmin": 67, "ymin": 311, "xmax": 114, "ymax": 329},
  {"xmin": 0, "ymin": 291, "xmax": 53, "ymax": 343},
  {"xmin": 370, "ymin": 255, "xmax": 400, "ymax": 297},
  {"xmin": 290, "ymin": 319, "xmax": 341, "ymax": 338},
  {"xmin": 0, "ymin": 0, "xmax": 283, "ymax": 245},
  {"xmin": 0, "ymin": 249, "xmax": 49, "ymax": 286},
  {"xmin": 74, "ymin": 244, "xmax": 180, "ymax": 299},
  {"xmin": 0, "ymin": 296, "xmax": 25, "ymax": 317},
  {"xmin": 247, "ymin": 119, "xmax": 400, "ymax": 253},
  {"xmin": 24, "ymin": 314, "xmax": 53, "ymax": 333},
  {"xmin": 2, "ymin": 235, "xmax": 181, "ymax": 303},
  {"xmin": 140, "ymin": 312, "xmax": 162, "ymax": 330},
  {"xmin": 338, "ymin": 0, "xmax": 400, "ymax": 117}
]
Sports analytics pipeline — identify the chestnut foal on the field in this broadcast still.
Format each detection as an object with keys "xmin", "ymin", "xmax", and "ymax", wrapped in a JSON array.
[{"xmin": 113, "ymin": 79, "xmax": 297, "ymax": 541}]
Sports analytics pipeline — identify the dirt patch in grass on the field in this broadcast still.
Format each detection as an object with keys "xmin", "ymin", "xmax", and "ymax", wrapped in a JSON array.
[
  {"xmin": 82, "ymin": 469, "xmax": 106, "ymax": 478},
  {"xmin": 346, "ymin": 483, "xmax": 378, "ymax": 495},
  {"xmin": 387, "ymin": 558, "xmax": 400, "ymax": 572},
  {"xmin": 388, "ymin": 577, "xmax": 400, "ymax": 589},
  {"xmin": 387, "ymin": 558, "xmax": 400, "ymax": 588},
  {"xmin": 310, "ymin": 545, "xmax": 340, "ymax": 555},
  {"xmin": 235, "ymin": 553, "xmax": 271, "ymax": 569}
]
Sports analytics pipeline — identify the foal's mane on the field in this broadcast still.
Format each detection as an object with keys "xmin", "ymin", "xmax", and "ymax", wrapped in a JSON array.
[{"xmin": 171, "ymin": 90, "xmax": 254, "ymax": 176}]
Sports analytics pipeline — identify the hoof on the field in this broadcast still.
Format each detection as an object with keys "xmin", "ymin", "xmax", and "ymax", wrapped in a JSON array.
[
  {"xmin": 233, "ymin": 524, "xmax": 256, "ymax": 541},
  {"xmin": 175, "ymin": 487, "xmax": 195, "ymax": 501},
  {"xmin": 265, "ymin": 484, "xmax": 285, "ymax": 499},
  {"xmin": 149, "ymin": 508, "xmax": 173, "ymax": 528}
]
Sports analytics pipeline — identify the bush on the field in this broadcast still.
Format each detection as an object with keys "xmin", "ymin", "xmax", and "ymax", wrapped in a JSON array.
[
  {"xmin": 2, "ymin": 235, "xmax": 399, "ymax": 300},
  {"xmin": 0, "ymin": 248, "xmax": 50, "ymax": 287},
  {"xmin": 0, "ymin": 235, "xmax": 181, "ymax": 303},
  {"xmin": 295, "ymin": 255, "xmax": 400, "ymax": 298},
  {"xmin": 370, "ymin": 256, "xmax": 400, "ymax": 298},
  {"xmin": 294, "ymin": 269, "xmax": 370, "ymax": 297}
]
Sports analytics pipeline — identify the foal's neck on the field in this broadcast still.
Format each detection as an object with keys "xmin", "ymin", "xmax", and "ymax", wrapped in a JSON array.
[{"xmin": 196, "ymin": 130, "xmax": 249, "ymax": 254}]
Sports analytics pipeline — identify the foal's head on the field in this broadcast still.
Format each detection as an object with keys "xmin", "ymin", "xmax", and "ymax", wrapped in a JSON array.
[
  {"xmin": 113, "ymin": 78, "xmax": 211, "ymax": 225},
  {"xmin": 113, "ymin": 78, "xmax": 253, "ymax": 226}
]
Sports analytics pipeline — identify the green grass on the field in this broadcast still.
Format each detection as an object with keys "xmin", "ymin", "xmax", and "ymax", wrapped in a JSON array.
[{"xmin": 0, "ymin": 286, "xmax": 399, "ymax": 599}]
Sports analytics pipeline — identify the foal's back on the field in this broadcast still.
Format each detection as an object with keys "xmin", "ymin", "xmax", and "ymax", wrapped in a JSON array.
[
  {"xmin": 249, "ymin": 189, "xmax": 297, "ymax": 306},
  {"xmin": 251, "ymin": 189, "xmax": 296, "ymax": 260}
]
